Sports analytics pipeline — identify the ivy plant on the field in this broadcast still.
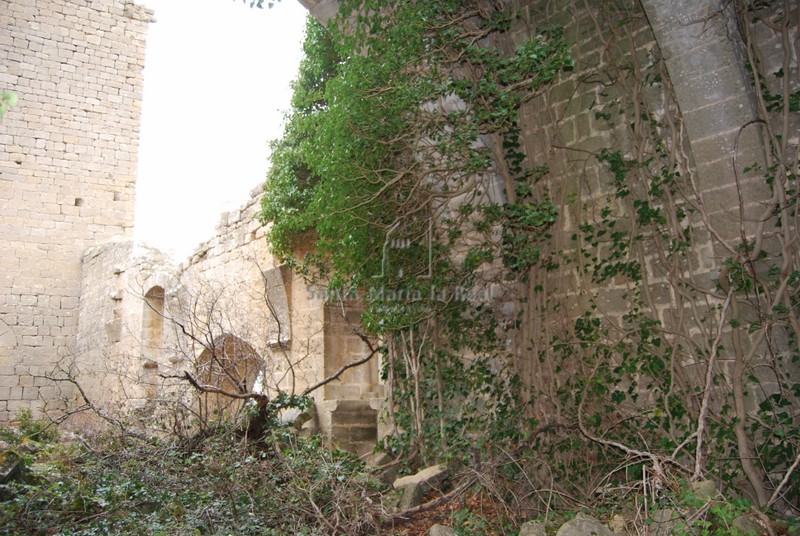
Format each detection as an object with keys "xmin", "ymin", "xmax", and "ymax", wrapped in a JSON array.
[{"xmin": 260, "ymin": 3, "xmax": 573, "ymax": 463}]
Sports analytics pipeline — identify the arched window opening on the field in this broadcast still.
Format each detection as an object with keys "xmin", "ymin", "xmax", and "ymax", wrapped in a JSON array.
[
  {"xmin": 142, "ymin": 286, "xmax": 165, "ymax": 355},
  {"xmin": 196, "ymin": 334, "xmax": 261, "ymax": 422},
  {"xmin": 141, "ymin": 286, "xmax": 166, "ymax": 398}
]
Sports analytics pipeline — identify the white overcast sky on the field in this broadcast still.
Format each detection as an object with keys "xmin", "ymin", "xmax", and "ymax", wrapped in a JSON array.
[{"xmin": 134, "ymin": 0, "xmax": 308, "ymax": 259}]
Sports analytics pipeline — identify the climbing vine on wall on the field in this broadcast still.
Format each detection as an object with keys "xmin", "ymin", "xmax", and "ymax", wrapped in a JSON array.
[
  {"xmin": 260, "ymin": 0, "xmax": 799, "ymax": 521},
  {"xmin": 518, "ymin": 0, "xmax": 800, "ymax": 514},
  {"xmin": 260, "ymin": 2, "xmax": 573, "ymax": 464}
]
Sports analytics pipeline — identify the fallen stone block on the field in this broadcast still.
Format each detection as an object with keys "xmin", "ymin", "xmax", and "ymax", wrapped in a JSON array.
[
  {"xmin": 0, "ymin": 451, "xmax": 22, "ymax": 484},
  {"xmin": 393, "ymin": 464, "xmax": 449, "ymax": 510},
  {"xmin": 555, "ymin": 513, "xmax": 618, "ymax": 536},
  {"xmin": 428, "ymin": 524, "xmax": 456, "ymax": 536},
  {"xmin": 519, "ymin": 520, "xmax": 546, "ymax": 536}
]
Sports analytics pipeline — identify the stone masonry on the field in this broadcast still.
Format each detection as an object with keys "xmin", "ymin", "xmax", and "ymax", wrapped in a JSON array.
[
  {"xmin": 1, "ymin": 0, "xmax": 797, "ymax": 466},
  {"xmin": 75, "ymin": 185, "xmax": 381, "ymax": 453},
  {"xmin": 294, "ymin": 0, "xmax": 799, "ymax": 467},
  {"xmin": 509, "ymin": 0, "xmax": 797, "ymax": 414},
  {"xmin": 1, "ymin": 0, "xmax": 381, "ymax": 452},
  {"xmin": 0, "ymin": 0, "xmax": 152, "ymax": 421}
]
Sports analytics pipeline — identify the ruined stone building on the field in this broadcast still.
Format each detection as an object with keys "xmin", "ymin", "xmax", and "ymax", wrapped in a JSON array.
[
  {"xmin": 76, "ymin": 188, "xmax": 382, "ymax": 455},
  {"xmin": 1, "ymin": 0, "xmax": 798, "ymax": 477},
  {"xmin": 0, "ymin": 0, "xmax": 381, "ymax": 455}
]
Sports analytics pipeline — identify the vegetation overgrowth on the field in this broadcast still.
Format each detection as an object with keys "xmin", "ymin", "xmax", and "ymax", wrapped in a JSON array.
[
  {"xmin": 2, "ymin": 411, "xmax": 799, "ymax": 534},
  {"xmin": 259, "ymin": 0, "xmax": 800, "ymax": 524},
  {"xmin": 261, "ymin": 0, "xmax": 574, "ymax": 468},
  {"xmin": 0, "ymin": 411, "xmax": 383, "ymax": 535},
  {"xmin": 4, "ymin": 0, "xmax": 799, "ymax": 533}
]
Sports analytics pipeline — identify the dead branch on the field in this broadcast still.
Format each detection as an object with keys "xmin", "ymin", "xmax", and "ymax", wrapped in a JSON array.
[
  {"xmin": 179, "ymin": 371, "xmax": 268, "ymax": 401},
  {"xmin": 45, "ymin": 366, "xmax": 148, "ymax": 441},
  {"xmin": 767, "ymin": 447, "xmax": 800, "ymax": 509},
  {"xmin": 381, "ymin": 475, "xmax": 478, "ymax": 527},
  {"xmin": 692, "ymin": 288, "xmax": 734, "ymax": 481},
  {"xmin": 301, "ymin": 348, "xmax": 379, "ymax": 397}
]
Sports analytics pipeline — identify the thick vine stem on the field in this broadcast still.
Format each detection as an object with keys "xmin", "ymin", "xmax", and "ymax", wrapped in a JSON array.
[
  {"xmin": 576, "ymin": 358, "xmax": 686, "ymax": 484},
  {"xmin": 692, "ymin": 288, "xmax": 734, "ymax": 482},
  {"xmin": 258, "ymin": 0, "xmax": 799, "ymax": 514}
]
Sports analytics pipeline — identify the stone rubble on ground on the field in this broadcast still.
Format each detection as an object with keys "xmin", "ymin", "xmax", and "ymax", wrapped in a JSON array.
[
  {"xmin": 427, "ymin": 524, "xmax": 456, "ymax": 536},
  {"xmin": 393, "ymin": 464, "xmax": 450, "ymax": 511},
  {"xmin": 690, "ymin": 479, "xmax": 718, "ymax": 502},
  {"xmin": 518, "ymin": 519, "xmax": 546, "ymax": 535},
  {"xmin": 607, "ymin": 513, "xmax": 626, "ymax": 534},
  {"xmin": 0, "ymin": 451, "xmax": 21, "ymax": 485},
  {"xmin": 733, "ymin": 514, "xmax": 764, "ymax": 536},
  {"xmin": 428, "ymin": 513, "xmax": 622, "ymax": 536},
  {"xmin": 555, "ymin": 513, "xmax": 619, "ymax": 536}
]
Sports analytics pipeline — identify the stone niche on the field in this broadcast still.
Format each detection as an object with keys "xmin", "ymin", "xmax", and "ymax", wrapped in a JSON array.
[{"xmin": 323, "ymin": 302, "xmax": 378, "ymax": 401}]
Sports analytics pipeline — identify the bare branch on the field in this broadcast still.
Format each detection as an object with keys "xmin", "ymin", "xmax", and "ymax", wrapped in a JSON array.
[
  {"xmin": 301, "ymin": 348, "xmax": 379, "ymax": 397},
  {"xmin": 181, "ymin": 371, "xmax": 268, "ymax": 402}
]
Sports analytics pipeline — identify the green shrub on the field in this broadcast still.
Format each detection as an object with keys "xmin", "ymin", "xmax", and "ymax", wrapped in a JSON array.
[
  {"xmin": 0, "ymin": 426, "xmax": 381, "ymax": 535},
  {"xmin": 0, "ymin": 408, "xmax": 58, "ymax": 445}
]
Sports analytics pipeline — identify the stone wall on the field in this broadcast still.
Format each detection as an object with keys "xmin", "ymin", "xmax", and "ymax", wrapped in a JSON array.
[
  {"xmin": 293, "ymin": 1, "xmax": 798, "ymax": 482},
  {"xmin": 2, "ymin": 0, "xmax": 795, "ymax": 474},
  {"xmin": 179, "ymin": 187, "xmax": 306, "ymax": 397},
  {"xmin": 72, "ymin": 188, "xmax": 291, "ymax": 418},
  {"xmin": 73, "ymin": 185, "xmax": 379, "ymax": 452},
  {"xmin": 502, "ymin": 0, "xmax": 798, "ymax": 414},
  {"xmin": 188, "ymin": 190, "xmax": 378, "ymax": 448},
  {"xmin": 76, "ymin": 240, "xmax": 176, "ymax": 411},
  {"xmin": 297, "ymin": 0, "xmax": 798, "ymax": 374},
  {"xmin": 180, "ymin": 187, "xmax": 378, "ymax": 440},
  {"xmin": 0, "ymin": 0, "xmax": 151, "ymax": 421}
]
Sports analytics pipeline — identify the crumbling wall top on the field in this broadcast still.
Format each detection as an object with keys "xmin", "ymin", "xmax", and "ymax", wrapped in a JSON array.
[{"xmin": 296, "ymin": 0, "xmax": 339, "ymax": 24}]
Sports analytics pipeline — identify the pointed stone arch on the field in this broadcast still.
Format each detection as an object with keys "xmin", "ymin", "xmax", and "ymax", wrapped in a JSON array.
[{"xmin": 196, "ymin": 334, "xmax": 262, "ymax": 420}]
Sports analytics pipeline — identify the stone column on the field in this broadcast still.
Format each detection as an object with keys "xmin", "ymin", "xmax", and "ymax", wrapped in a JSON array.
[{"xmin": 640, "ymin": 0, "xmax": 768, "ymax": 242}]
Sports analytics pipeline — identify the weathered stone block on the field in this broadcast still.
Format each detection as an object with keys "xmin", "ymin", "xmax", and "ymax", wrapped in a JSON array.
[
  {"xmin": 555, "ymin": 513, "xmax": 617, "ymax": 536},
  {"xmin": 0, "ymin": 376, "xmax": 19, "ymax": 388},
  {"xmin": 519, "ymin": 521, "xmax": 546, "ymax": 536},
  {"xmin": 428, "ymin": 524, "xmax": 456, "ymax": 536},
  {"xmin": 0, "ymin": 452, "xmax": 22, "ymax": 484},
  {"xmin": 347, "ymin": 426, "xmax": 377, "ymax": 442},
  {"xmin": 333, "ymin": 410, "xmax": 376, "ymax": 426}
]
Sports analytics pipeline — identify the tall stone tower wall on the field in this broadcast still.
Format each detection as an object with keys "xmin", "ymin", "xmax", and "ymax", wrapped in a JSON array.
[{"xmin": 0, "ymin": 0, "xmax": 151, "ymax": 420}]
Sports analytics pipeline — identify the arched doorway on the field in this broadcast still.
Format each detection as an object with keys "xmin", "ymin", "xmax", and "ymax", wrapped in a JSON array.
[{"xmin": 196, "ymin": 334, "xmax": 261, "ymax": 422}]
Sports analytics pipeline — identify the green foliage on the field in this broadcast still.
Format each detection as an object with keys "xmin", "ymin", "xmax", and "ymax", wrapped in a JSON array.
[
  {"xmin": 450, "ymin": 506, "xmax": 503, "ymax": 535},
  {"xmin": 260, "ymin": 17, "xmax": 339, "ymax": 260},
  {"xmin": 0, "ymin": 426, "xmax": 379, "ymax": 535},
  {"xmin": 240, "ymin": 0, "xmax": 280, "ymax": 9},
  {"xmin": 0, "ymin": 409, "xmax": 58, "ymax": 445},
  {"xmin": 530, "ymin": 0, "xmax": 800, "ymax": 511},
  {"xmin": 0, "ymin": 91, "xmax": 17, "ymax": 120},
  {"xmin": 259, "ymin": 0, "xmax": 799, "ymax": 516},
  {"xmin": 260, "ymin": 2, "xmax": 573, "ymax": 465},
  {"xmin": 261, "ymin": 5, "xmax": 572, "ymax": 280},
  {"xmin": 501, "ymin": 166, "xmax": 559, "ymax": 275},
  {"xmin": 662, "ymin": 490, "xmax": 755, "ymax": 536}
]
